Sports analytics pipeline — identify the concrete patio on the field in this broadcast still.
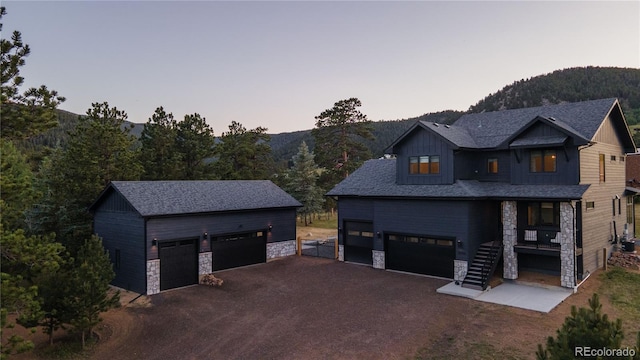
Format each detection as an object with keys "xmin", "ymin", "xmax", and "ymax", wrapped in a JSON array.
[{"xmin": 437, "ymin": 281, "xmax": 574, "ymax": 313}]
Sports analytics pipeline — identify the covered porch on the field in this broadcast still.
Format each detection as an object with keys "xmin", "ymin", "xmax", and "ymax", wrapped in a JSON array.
[{"xmin": 501, "ymin": 200, "xmax": 578, "ymax": 288}]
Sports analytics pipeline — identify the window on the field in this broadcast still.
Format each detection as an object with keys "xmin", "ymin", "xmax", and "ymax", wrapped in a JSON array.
[
  {"xmin": 409, "ymin": 155, "xmax": 440, "ymax": 174},
  {"xmin": 586, "ymin": 201, "xmax": 595, "ymax": 210},
  {"xmin": 487, "ymin": 158, "xmax": 499, "ymax": 174},
  {"xmin": 611, "ymin": 155, "xmax": 617, "ymax": 161},
  {"xmin": 530, "ymin": 150, "xmax": 556, "ymax": 172},
  {"xmin": 620, "ymin": 155, "xmax": 625, "ymax": 163},
  {"xmin": 599, "ymin": 154, "xmax": 606, "ymax": 182},
  {"xmin": 527, "ymin": 202, "xmax": 560, "ymax": 227}
]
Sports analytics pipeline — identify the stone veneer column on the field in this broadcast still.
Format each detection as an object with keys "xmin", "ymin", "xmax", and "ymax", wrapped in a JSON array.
[
  {"xmin": 199, "ymin": 252, "xmax": 212, "ymax": 275},
  {"xmin": 146, "ymin": 259, "xmax": 160, "ymax": 295},
  {"xmin": 560, "ymin": 202, "xmax": 575, "ymax": 288},
  {"xmin": 453, "ymin": 260, "xmax": 468, "ymax": 282},
  {"xmin": 338, "ymin": 245, "xmax": 344, "ymax": 262},
  {"xmin": 502, "ymin": 201, "xmax": 518, "ymax": 280},
  {"xmin": 266, "ymin": 240, "xmax": 296, "ymax": 259},
  {"xmin": 372, "ymin": 250, "xmax": 385, "ymax": 269}
]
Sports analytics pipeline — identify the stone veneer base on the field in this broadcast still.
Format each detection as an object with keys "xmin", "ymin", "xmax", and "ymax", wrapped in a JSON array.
[
  {"xmin": 338, "ymin": 245, "xmax": 344, "ymax": 262},
  {"xmin": 267, "ymin": 240, "xmax": 296, "ymax": 259},
  {"xmin": 199, "ymin": 252, "xmax": 212, "ymax": 275},
  {"xmin": 372, "ymin": 250, "xmax": 385, "ymax": 269},
  {"xmin": 453, "ymin": 260, "xmax": 468, "ymax": 282},
  {"xmin": 146, "ymin": 259, "xmax": 160, "ymax": 295}
]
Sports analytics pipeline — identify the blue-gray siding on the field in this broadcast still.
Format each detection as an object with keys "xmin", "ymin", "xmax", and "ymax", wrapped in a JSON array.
[
  {"xmin": 337, "ymin": 197, "xmax": 494, "ymax": 262},
  {"xmin": 93, "ymin": 192, "xmax": 146, "ymax": 294},
  {"xmin": 395, "ymin": 129, "xmax": 455, "ymax": 185},
  {"xmin": 455, "ymin": 151, "xmax": 511, "ymax": 182}
]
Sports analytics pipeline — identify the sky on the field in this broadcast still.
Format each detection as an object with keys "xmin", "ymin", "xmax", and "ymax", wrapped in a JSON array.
[{"xmin": 3, "ymin": 1, "xmax": 639, "ymax": 134}]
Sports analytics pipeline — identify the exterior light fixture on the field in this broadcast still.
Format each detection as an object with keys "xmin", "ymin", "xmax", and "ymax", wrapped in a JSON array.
[
  {"xmin": 268, "ymin": 225, "xmax": 273, "ymax": 232},
  {"xmin": 152, "ymin": 238, "xmax": 158, "ymax": 246},
  {"xmin": 203, "ymin": 232, "xmax": 208, "ymax": 237}
]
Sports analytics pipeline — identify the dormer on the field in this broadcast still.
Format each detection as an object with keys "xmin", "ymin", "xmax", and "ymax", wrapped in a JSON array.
[{"xmin": 385, "ymin": 121, "xmax": 476, "ymax": 185}]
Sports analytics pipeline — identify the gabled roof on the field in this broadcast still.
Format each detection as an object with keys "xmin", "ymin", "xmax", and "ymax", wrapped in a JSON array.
[
  {"xmin": 453, "ymin": 98, "xmax": 624, "ymax": 149},
  {"xmin": 327, "ymin": 159, "xmax": 589, "ymax": 200},
  {"xmin": 386, "ymin": 98, "xmax": 634, "ymax": 152},
  {"xmin": 504, "ymin": 116, "xmax": 591, "ymax": 149},
  {"xmin": 90, "ymin": 180, "xmax": 302, "ymax": 217}
]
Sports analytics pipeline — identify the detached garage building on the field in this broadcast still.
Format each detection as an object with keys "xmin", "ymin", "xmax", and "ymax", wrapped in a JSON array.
[{"xmin": 90, "ymin": 180, "xmax": 301, "ymax": 295}]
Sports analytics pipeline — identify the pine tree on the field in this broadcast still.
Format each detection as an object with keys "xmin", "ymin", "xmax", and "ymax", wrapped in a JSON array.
[
  {"xmin": 175, "ymin": 113, "xmax": 216, "ymax": 179},
  {"xmin": 214, "ymin": 121, "xmax": 272, "ymax": 180},
  {"xmin": 536, "ymin": 293, "xmax": 625, "ymax": 360},
  {"xmin": 285, "ymin": 141, "xmax": 324, "ymax": 225},
  {"xmin": 66, "ymin": 235, "xmax": 119, "ymax": 349},
  {"xmin": 312, "ymin": 97, "xmax": 374, "ymax": 190},
  {"xmin": 139, "ymin": 107, "xmax": 183, "ymax": 180}
]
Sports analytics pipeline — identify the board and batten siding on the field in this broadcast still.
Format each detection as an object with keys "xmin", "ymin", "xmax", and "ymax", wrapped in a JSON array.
[
  {"xmin": 146, "ymin": 208, "xmax": 297, "ymax": 261},
  {"xmin": 579, "ymin": 113, "xmax": 629, "ymax": 274},
  {"xmin": 337, "ymin": 198, "xmax": 374, "ymax": 247},
  {"xmin": 394, "ymin": 129, "xmax": 455, "ymax": 185},
  {"xmin": 93, "ymin": 191, "xmax": 146, "ymax": 294},
  {"xmin": 455, "ymin": 150, "xmax": 511, "ymax": 182}
]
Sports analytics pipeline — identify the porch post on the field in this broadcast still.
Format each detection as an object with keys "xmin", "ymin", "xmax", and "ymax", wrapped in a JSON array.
[
  {"xmin": 560, "ymin": 202, "xmax": 575, "ymax": 288},
  {"xmin": 502, "ymin": 201, "xmax": 518, "ymax": 280}
]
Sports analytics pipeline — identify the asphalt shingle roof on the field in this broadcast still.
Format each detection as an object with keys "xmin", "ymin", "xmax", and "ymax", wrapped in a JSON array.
[
  {"xmin": 327, "ymin": 159, "xmax": 589, "ymax": 200},
  {"xmin": 98, "ymin": 180, "xmax": 302, "ymax": 217},
  {"xmin": 452, "ymin": 98, "xmax": 617, "ymax": 148}
]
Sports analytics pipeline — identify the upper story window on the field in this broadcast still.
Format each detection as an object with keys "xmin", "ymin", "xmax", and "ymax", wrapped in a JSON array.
[
  {"xmin": 409, "ymin": 155, "xmax": 440, "ymax": 175},
  {"xmin": 487, "ymin": 158, "xmax": 498, "ymax": 174},
  {"xmin": 599, "ymin": 154, "xmax": 606, "ymax": 182},
  {"xmin": 530, "ymin": 150, "xmax": 556, "ymax": 173}
]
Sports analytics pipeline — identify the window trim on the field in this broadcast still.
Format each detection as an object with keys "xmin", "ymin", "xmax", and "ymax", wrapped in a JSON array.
[
  {"xmin": 487, "ymin": 158, "xmax": 499, "ymax": 174},
  {"xmin": 408, "ymin": 155, "xmax": 440, "ymax": 175}
]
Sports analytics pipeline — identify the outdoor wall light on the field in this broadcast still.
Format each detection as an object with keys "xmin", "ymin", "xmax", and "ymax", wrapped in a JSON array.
[
  {"xmin": 203, "ymin": 232, "xmax": 208, "ymax": 237},
  {"xmin": 377, "ymin": 232, "xmax": 381, "ymax": 239},
  {"xmin": 268, "ymin": 225, "xmax": 273, "ymax": 232},
  {"xmin": 152, "ymin": 238, "xmax": 158, "ymax": 246}
]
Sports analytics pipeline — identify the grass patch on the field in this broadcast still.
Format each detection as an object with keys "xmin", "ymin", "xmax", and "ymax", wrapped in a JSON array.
[
  {"xmin": 32, "ymin": 334, "xmax": 97, "ymax": 359},
  {"xmin": 599, "ymin": 266, "xmax": 640, "ymax": 341},
  {"xmin": 298, "ymin": 213, "xmax": 337, "ymax": 229}
]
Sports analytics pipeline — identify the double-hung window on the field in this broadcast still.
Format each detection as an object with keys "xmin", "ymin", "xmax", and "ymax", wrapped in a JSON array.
[
  {"xmin": 530, "ymin": 150, "xmax": 556, "ymax": 172},
  {"xmin": 409, "ymin": 155, "xmax": 440, "ymax": 174}
]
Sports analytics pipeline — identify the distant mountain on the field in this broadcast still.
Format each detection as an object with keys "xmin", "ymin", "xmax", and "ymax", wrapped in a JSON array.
[{"xmin": 22, "ymin": 66, "xmax": 640, "ymax": 165}]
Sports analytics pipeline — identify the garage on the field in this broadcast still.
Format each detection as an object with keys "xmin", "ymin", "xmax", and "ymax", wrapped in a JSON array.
[
  {"xmin": 344, "ymin": 221, "xmax": 374, "ymax": 265},
  {"xmin": 212, "ymin": 231, "xmax": 267, "ymax": 271},
  {"xmin": 159, "ymin": 239, "xmax": 198, "ymax": 291},
  {"xmin": 385, "ymin": 233, "xmax": 455, "ymax": 278}
]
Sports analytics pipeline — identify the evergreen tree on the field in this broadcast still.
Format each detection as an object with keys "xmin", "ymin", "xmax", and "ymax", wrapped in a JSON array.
[
  {"xmin": 32, "ymin": 102, "xmax": 142, "ymax": 252},
  {"xmin": 0, "ymin": 139, "xmax": 35, "ymax": 231},
  {"xmin": 214, "ymin": 121, "xmax": 272, "ymax": 180},
  {"xmin": 0, "ymin": 7, "xmax": 65, "ymax": 141},
  {"xmin": 536, "ymin": 293, "xmax": 625, "ymax": 360},
  {"xmin": 175, "ymin": 113, "xmax": 216, "ymax": 179},
  {"xmin": 284, "ymin": 141, "xmax": 324, "ymax": 225},
  {"xmin": 312, "ymin": 98, "xmax": 374, "ymax": 190},
  {"xmin": 66, "ymin": 235, "xmax": 119, "ymax": 349},
  {"xmin": 139, "ymin": 107, "xmax": 182, "ymax": 180}
]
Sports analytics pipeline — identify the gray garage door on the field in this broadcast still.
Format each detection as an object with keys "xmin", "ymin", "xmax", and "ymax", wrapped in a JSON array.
[
  {"xmin": 211, "ymin": 231, "xmax": 267, "ymax": 271},
  {"xmin": 344, "ymin": 221, "xmax": 374, "ymax": 265},
  {"xmin": 160, "ymin": 239, "xmax": 198, "ymax": 291},
  {"xmin": 385, "ymin": 233, "xmax": 455, "ymax": 278}
]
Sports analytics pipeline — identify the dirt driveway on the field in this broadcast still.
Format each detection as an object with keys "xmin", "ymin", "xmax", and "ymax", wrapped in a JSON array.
[{"xmin": 87, "ymin": 256, "xmax": 607, "ymax": 360}]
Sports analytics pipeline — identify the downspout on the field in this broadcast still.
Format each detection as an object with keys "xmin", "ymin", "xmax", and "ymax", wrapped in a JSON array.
[{"xmin": 144, "ymin": 217, "xmax": 148, "ymax": 296}]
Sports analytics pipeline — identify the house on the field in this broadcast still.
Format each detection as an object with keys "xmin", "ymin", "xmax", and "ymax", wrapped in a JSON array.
[
  {"xmin": 327, "ymin": 98, "xmax": 635, "ymax": 290},
  {"xmin": 625, "ymin": 152, "xmax": 640, "ymax": 237},
  {"xmin": 90, "ymin": 180, "xmax": 302, "ymax": 295}
]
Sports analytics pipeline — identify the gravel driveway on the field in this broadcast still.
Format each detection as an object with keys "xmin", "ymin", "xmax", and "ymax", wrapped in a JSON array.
[{"xmin": 90, "ymin": 256, "xmax": 581, "ymax": 360}]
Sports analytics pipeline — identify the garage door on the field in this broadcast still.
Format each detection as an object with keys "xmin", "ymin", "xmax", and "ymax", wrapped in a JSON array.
[
  {"xmin": 211, "ymin": 231, "xmax": 266, "ymax": 271},
  {"xmin": 160, "ymin": 239, "xmax": 198, "ymax": 291},
  {"xmin": 385, "ymin": 234, "xmax": 455, "ymax": 278},
  {"xmin": 344, "ymin": 221, "xmax": 374, "ymax": 265}
]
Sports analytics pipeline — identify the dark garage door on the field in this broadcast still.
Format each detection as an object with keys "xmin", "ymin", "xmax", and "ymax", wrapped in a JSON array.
[
  {"xmin": 212, "ymin": 231, "xmax": 266, "ymax": 271},
  {"xmin": 160, "ymin": 239, "xmax": 198, "ymax": 291},
  {"xmin": 344, "ymin": 221, "xmax": 374, "ymax": 265},
  {"xmin": 386, "ymin": 234, "xmax": 455, "ymax": 278}
]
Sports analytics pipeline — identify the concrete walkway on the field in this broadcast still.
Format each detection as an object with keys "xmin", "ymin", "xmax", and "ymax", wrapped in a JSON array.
[{"xmin": 437, "ymin": 281, "xmax": 573, "ymax": 313}]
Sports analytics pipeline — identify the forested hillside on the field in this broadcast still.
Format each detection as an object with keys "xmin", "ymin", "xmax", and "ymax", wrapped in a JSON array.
[{"xmin": 26, "ymin": 66, "xmax": 640, "ymax": 165}]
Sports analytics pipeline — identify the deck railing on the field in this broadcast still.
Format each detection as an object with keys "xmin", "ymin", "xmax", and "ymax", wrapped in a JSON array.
[{"xmin": 516, "ymin": 229, "xmax": 561, "ymax": 250}]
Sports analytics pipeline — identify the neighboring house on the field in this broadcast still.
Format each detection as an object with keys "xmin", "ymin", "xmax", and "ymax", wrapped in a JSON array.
[
  {"xmin": 625, "ymin": 152, "xmax": 640, "ymax": 237},
  {"xmin": 90, "ymin": 180, "xmax": 301, "ymax": 295},
  {"xmin": 328, "ymin": 98, "xmax": 635, "ymax": 290}
]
